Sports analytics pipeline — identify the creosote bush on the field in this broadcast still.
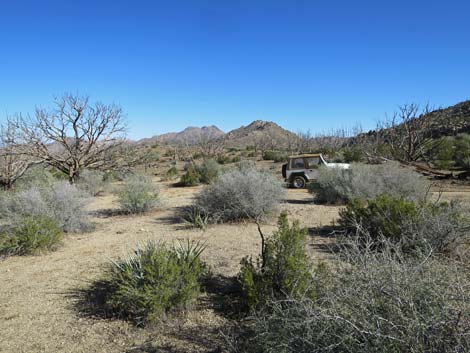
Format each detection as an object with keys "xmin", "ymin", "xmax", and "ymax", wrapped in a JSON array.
[
  {"xmin": 239, "ymin": 213, "xmax": 321, "ymax": 311},
  {"xmin": 262, "ymin": 151, "xmax": 288, "ymax": 163},
  {"xmin": 178, "ymin": 159, "xmax": 220, "ymax": 186},
  {"xmin": 77, "ymin": 169, "xmax": 108, "ymax": 196},
  {"xmin": 117, "ymin": 174, "xmax": 159, "ymax": 214},
  {"xmin": 190, "ymin": 165, "xmax": 286, "ymax": 224},
  {"xmin": 164, "ymin": 166, "xmax": 179, "ymax": 181},
  {"xmin": 308, "ymin": 162, "xmax": 429, "ymax": 204},
  {"xmin": 339, "ymin": 195, "xmax": 469, "ymax": 258},
  {"xmin": 0, "ymin": 216, "xmax": 62, "ymax": 256},
  {"xmin": 0, "ymin": 181, "xmax": 92, "ymax": 233},
  {"xmin": 233, "ymin": 250, "xmax": 470, "ymax": 353},
  {"xmin": 105, "ymin": 240, "xmax": 207, "ymax": 325},
  {"xmin": 179, "ymin": 164, "xmax": 200, "ymax": 186}
]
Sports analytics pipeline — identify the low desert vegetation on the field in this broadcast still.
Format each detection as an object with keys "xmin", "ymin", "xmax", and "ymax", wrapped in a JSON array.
[
  {"xmin": 309, "ymin": 162, "xmax": 430, "ymax": 204},
  {"xmin": 232, "ymin": 248, "xmax": 470, "ymax": 353},
  {"xmin": 338, "ymin": 195, "xmax": 469, "ymax": 258},
  {"xmin": 117, "ymin": 174, "xmax": 160, "ymax": 214},
  {"xmin": 262, "ymin": 150, "xmax": 288, "ymax": 163},
  {"xmin": 239, "ymin": 213, "xmax": 322, "ymax": 312},
  {"xmin": 0, "ymin": 216, "xmax": 62, "ymax": 257},
  {"xmin": 77, "ymin": 169, "xmax": 108, "ymax": 196},
  {"xmin": 104, "ymin": 240, "xmax": 207, "ymax": 325},
  {"xmin": 0, "ymin": 181, "xmax": 92, "ymax": 233},
  {"xmin": 179, "ymin": 159, "xmax": 220, "ymax": 186},
  {"xmin": 185, "ymin": 165, "xmax": 285, "ymax": 225}
]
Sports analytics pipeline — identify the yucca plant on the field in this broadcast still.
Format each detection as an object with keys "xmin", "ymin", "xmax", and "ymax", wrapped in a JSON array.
[{"xmin": 106, "ymin": 240, "xmax": 207, "ymax": 325}]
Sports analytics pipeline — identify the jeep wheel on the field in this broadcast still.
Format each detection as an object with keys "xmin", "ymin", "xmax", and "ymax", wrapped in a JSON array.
[{"xmin": 292, "ymin": 176, "xmax": 306, "ymax": 189}]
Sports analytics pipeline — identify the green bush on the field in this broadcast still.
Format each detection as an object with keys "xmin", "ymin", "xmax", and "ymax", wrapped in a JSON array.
[
  {"xmin": 117, "ymin": 174, "xmax": 159, "ymax": 214},
  {"xmin": 179, "ymin": 164, "xmax": 201, "ymax": 186},
  {"xmin": 309, "ymin": 162, "xmax": 430, "ymax": 204},
  {"xmin": 234, "ymin": 253, "xmax": 470, "ymax": 353},
  {"xmin": 342, "ymin": 146, "xmax": 363, "ymax": 163},
  {"xmin": 262, "ymin": 151, "xmax": 288, "ymax": 163},
  {"xmin": 239, "ymin": 213, "xmax": 317, "ymax": 311},
  {"xmin": 455, "ymin": 134, "xmax": 470, "ymax": 170},
  {"xmin": 196, "ymin": 159, "xmax": 220, "ymax": 184},
  {"xmin": 339, "ymin": 195, "xmax": 469, "ymax": 257},
  {"xmin": 339, "ymin": 195, "xmax": 419, "ymax": 242},
  {"xmin": 164, "ymin": 166, "xmax": 179, "ymax": 181},
  {"xmin": 105, "ymin": 240, "xmax": 207, "ymax": 325},
  {"xmin": 0, "ymin": 216, "xmax": 62, "ymax": 256}
]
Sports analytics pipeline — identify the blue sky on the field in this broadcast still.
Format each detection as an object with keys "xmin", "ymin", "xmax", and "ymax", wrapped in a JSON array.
[{"xmin": 0, "ymin": 0, "xmax": 469, "ymax": 139}]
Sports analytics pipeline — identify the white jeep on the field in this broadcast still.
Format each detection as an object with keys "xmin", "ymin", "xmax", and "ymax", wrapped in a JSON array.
[{"xmin": 282, "ymin": 153, "xmax": 350, "ymax": 188}]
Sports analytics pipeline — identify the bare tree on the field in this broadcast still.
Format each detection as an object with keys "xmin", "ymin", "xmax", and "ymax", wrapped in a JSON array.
[
  {"xmin": 196, "ymin": 132, "xmax": 225, "ymax": 159},
  {"xmin": 0, "ymin": 118, "xmax": 39, "ymax": 190},
  {"xmin": 18, "ymin": 94, "xmax": 127, "ymax": 183},
  {"xmin": 379, "ymin": 104, "xmax": 437, "ymax": 163}
]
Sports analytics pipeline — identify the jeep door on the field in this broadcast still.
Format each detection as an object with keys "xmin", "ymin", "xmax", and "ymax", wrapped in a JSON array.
[{"xmin": 305, "ymin": 157, "xmax": 321, "ymax": 180}]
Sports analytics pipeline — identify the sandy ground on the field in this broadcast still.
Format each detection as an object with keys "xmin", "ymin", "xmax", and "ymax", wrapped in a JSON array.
[{"xmin": 0, "ymin": 182, "xmax": 342, "ymax": 353}]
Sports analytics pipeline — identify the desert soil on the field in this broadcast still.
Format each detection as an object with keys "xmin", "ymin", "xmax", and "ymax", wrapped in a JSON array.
[{"xmin": 0, "ymin": 180, "xmax": 468, "ymax": 353}]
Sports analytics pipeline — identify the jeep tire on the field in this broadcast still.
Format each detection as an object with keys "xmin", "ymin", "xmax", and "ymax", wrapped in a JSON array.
[{"xmin": 291, "ymin": 175, "xmax": 306, "ymax": 189}]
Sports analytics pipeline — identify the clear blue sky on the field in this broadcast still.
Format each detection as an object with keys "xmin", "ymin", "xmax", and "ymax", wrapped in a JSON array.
[{"xmin": 0, "ymin": 0, "xmax": 469, "ymax": 139}]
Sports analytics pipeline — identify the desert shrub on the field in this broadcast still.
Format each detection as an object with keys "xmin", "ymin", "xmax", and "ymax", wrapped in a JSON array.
[
  {"xmin": 432, "ymin": 137, "xmax": 455, "ymax": 169},
  {"xmin": 181, "ymin": 205, "xmax": 209, "ymax": 229},
  {"xmin": 0, "ymin": 181, "xmax": 91, "ymax": 233},
  {"xmin": 342, "ymin": 146, "xmax": 363, "ymax": 162},
  {"xmin": 339, "ymin": 195, "xmax": 469, "ymax": 257},
  {"xmin": 77, "ymin": 169, "xmax": 107, "ymax": 196},
  {"xmin": 179, "ymin": 164, "xmax": 201, "ymax": 186},
  {"xmin": 105, "ymin": 240, "xmax": 207, "ymax": 325},
  {"xmin": 0, "ymin": 216, "xmax": 62, "ymax": 256},
  {"xmin": 195, "ymin": 159, "xmax": 220, "ymax": 184},
  {"xmin": 234, "ymin": 252, "xmax": 470, "ymax": 353},
  {"xmin": 217, "ymin": 154, "xmax": 232, "ymax": 164},
  {"xmin": 455, "ymin": 134, "xmax": 470, "ymax": 169},
  {"xmin": 239, "ymin": 213, "xmax": 319, "ymax": 311},
  {"xmin": 193, "ymin": 165, "xmax": 286, "ymax": 223},
  {"xmin": 15, "ymin": 166, "xmax": 56, "ymax": 190},
  {"xmin": 231, "ymin": 155, "xmax": 241, "ymax": 163},
  {"xmin": 164, "ymin": 166, "xmax": 179, "ymax": 181},
  {"xmin": 308, "ymin": 162, "xmax": 429, "ymax": 204},
  {"xmin": 262, "ymin": 151, "xmax": 288, "ymax": 163},
  {"xmin": 117, "ymin": 174, "xmax": 159, "ymax": 214}
]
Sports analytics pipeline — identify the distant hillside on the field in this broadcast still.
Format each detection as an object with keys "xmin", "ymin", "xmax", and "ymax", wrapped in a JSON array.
[
  {"xmin": 138, "ymin": 120, "xmax": 297, "ymax": 149},
  {"xmin": 352, "ymin": 100, "xmax": 470, "ymax": 144},
  {"xmin": 422, "ymin": 100, "xmax": 470, "ymax": 137},
  {"xmin": 138, "ymin": 125, "xmax": 225, "ymax": 145},
  {"xmin": 225, "ymin": 120, "xmax": 296, "ymax": 149}
]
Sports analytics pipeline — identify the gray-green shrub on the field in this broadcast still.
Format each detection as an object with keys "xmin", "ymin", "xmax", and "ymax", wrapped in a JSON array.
[
  {"xmin": 0, "ymin": 181, "xmax": 92, "ymax": 233},
  {"xmin": 117, "ymin": 174, "xmax": 159, "ymax": 214},
  {"xmin": 105, "ymin": 240, "xmax": 206, "ymax": 325},
  {"xmin": 193, "ymin": 165, "xmax": 286, "ymax": 223},
  {"xmin": 309, "ymin": 162, "xmax": 430, "ymax": 204},
  {"xmin": 196, "ymin": 159, "xmax": 220, "ymax": 184},
  {"xmin": 233, "ymin": 251, "xmax": 470, "ymax": 353},
  {"xmin": 77, "ymin": 169, "xmax": 107, "ymax": 196},
  {"xmin": 339, "ymin": 195, "xmax": 469, "ymax": 258},
  {"xmin": 0, "ymin": 216, "xmax": 62, "ymax": 256}
]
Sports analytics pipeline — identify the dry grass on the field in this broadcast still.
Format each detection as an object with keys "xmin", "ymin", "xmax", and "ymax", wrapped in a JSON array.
[{"xmin": 0, "ymin": 173, "xmax": 468, "ymax": 353}]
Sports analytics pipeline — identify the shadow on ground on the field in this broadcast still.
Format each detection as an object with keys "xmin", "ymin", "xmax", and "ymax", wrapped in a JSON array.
[
  {"xmin": 68, "ymin": 274, "xmax": 244, "ymax": 353},
  {"xmin": 307, "ymin": 225, "xmax": 342, "ymax": 254}
]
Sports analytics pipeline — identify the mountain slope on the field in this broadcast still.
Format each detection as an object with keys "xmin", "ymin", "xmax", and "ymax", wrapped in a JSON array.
[
  {"xmin": 138, "ymin": 125, "xmax": 225, "ymax": 145},
  {"xmin": 225, "ymin": 120, "xmax": 296, "ymax": 149}
]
